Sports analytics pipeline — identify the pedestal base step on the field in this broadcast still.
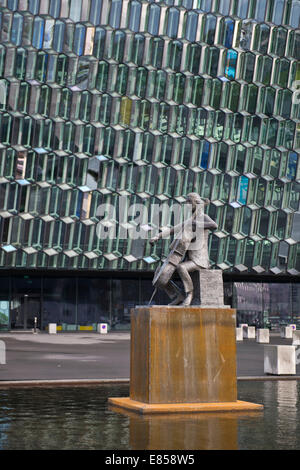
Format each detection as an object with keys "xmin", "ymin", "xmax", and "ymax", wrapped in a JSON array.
[{"xmin": 108, "ymin": 397, "xmax": 263, "ymax": 415}]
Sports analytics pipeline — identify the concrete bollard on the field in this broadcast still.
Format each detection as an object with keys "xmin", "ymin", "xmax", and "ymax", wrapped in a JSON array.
[
  {"xmin": 281, "ymin": 326, "xmax": 293, "ymax": 339},
  {"xmin": 97, "ymin": 323, "xmax": 108, "ymax": 334},
  {"xmin": 0, "ymin": 340, "xmax": 6, "ymax": 364},
  {"xmin": 256, "ymin": 328, "xmax": 270, "ymax": 343},
  {"xmin": 264, "ymin": 345, "xmax": 296, "ymax": 375},
  {"xmin": 243, "ymin": 326, "xmax": 255, "ymax": 339},
  {"xmin": 236, "ymin": 327, "xmax": 243, "ymax": 341},
  {"xmin": 48, "ymin": 323, "xmax": 57, "ymax": 334},
  {"xmin": 292, "ymin": 330, "xmax": 300, "ymax": 346}
]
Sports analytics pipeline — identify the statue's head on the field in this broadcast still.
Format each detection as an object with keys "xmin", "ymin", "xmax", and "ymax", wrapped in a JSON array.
[{"xmin": 186, "ymin": 193, "xmax": 209, "ymax": 210}]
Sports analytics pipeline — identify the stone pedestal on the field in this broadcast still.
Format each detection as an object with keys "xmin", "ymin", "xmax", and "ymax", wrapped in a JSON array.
[
  {"xmin": 281, "ymin": 326, "xmax": 293, "ymax": 339},
  {"xmin": 191, "ymin": 269, "xmax": 225, "ymax": 306},
  {"xmin": 48, "ymin": 323, "xmax": 57, "ymax": 334},
  {"xmin": 264, "ymin": 345, "xmax": 296, "ymax": 375},
  {"xmin": 292, "ymin": 331, "xmax": 300, "ymax": 345},
  {"xmin": 109, "ymin": 306, "xmax": 263, "ymax": 414},
  {"xmin": 256, "ymin": 329, "xmax": 270, "ymax": 343},
  {"xmin": 0, "ymin": 340, "xmax": 5, "ymax": 365},
  {"xmin": 97, "ymin": 323, "xmax": 108, "ymax": 334},
  {"xmin": 236, "ymin": 327, "xmax": 243, "ymax": 341},
  {"xmin": 243, "ymin": 326, "xmax": 255, "ymax": 339}
]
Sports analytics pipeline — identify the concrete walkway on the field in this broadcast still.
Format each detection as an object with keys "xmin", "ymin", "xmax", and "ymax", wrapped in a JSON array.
[{"xmin": 0, "ymin": 331, "xmax": 299, "ymax": 386}]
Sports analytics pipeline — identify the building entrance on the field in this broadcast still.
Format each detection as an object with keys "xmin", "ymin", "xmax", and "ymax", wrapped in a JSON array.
[{"xmin": 10, "ymin": 294, "xmax": 41, "ymax": 330}]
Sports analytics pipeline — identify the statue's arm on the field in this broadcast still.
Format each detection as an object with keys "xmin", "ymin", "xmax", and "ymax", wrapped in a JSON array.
[
  {"xmin": 203, "ymin": 214, "xmax": 217, "ymax": 230},
  {"xmin": 150, "ymin": 226, "xmax": 174, "ymax": 244}
]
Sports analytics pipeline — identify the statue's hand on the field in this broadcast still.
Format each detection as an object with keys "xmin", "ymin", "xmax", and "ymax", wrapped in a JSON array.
[{"xmin": 149, "ymin": 235, "xmax": 159, "ymax": 245}]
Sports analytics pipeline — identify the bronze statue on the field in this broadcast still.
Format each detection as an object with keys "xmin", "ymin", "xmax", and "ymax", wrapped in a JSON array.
[{"xmin": 150, "ymin": 193, "xmax": 217, "ymax": 306}]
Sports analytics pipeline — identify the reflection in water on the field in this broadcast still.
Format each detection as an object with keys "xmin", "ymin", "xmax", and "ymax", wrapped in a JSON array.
[
  {"xmin": 276, "ymin": 381, "xmax": 298, "ymax": 450},
  {"xmin": 0, "ymin": 382, "xmax": 300, "ymax": 450},
  {"xmin": 109, "ymin": 407, "xmax": 263, "ymax": 450}
]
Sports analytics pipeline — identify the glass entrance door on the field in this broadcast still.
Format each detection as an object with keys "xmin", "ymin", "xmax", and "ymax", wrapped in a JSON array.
[{"xmin": 10, "ymin": 295, "xmax": 41, "ymax": 330}]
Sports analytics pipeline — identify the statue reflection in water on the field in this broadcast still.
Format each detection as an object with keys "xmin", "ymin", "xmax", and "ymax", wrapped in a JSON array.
[{"xmin": 109, "ymin": 405, "xmax": 260, "ymax": 450}]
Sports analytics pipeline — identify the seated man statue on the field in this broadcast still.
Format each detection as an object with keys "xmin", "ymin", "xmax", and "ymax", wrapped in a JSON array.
[{"xmin": 150, "ymin": 193, "xmax": 217, "ymax": 306}]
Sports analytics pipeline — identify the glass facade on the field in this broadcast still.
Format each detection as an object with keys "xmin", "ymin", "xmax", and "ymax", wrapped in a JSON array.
[
  {"xmin": 0, "ymin": 273, "xmax": 171, "ymax": 330},
  {"xmin": 0, "ymin": 1, "xmax": 299, "ymax": 328},
  {"xmin": 0, "ymin": 272, "xmax": 299, "ymax": 330}
]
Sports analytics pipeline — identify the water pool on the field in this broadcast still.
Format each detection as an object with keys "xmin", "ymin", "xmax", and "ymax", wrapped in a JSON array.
[{"xmin": 0, "ymin": 381, "xmax": 299, "ymax": 450}]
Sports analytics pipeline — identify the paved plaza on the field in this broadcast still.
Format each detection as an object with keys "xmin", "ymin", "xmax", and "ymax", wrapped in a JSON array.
[{"xmin": 0, "ymin": 331, "xmax": 299, "ymax": 385}]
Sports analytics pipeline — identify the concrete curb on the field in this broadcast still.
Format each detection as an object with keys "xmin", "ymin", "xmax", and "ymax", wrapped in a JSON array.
[
  {"xmin": 0, "ymin": 378, "xmax": 130, "ymax": 388},
  {"xmin": 237, "ymin": 376, "xmax": 300, "ymax": 381},
  {"xmin": 1, "ymin": 375, "xmax": 300, "ymax": 388}
]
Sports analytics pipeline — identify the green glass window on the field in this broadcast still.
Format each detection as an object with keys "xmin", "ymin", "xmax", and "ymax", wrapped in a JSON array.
[
  {"xmin": 63, "ymin": 122, "xmax": 75, "ymax": 153},
  {"xmin": 167, "ymin": 40, "xmax": 182, "ymax": 71},
  {"xmin": 153, "ymin": 70, "xmax": 166, "ymax": 101},
  {"xmin": 15, "ymin": 47, "xmax": 26, "ymax": 80},
  {"xmin": 53, "ymin": 20, "xmax": 65, "ymax": 53},
  {"xmin": 109, "ymin": 0, "xmax": 122, "ymax": 29},
  {"xmin": 60, "ymin": 88, "xmax": 72, "ymax": 119},
  {"xmin": 253, "ymin": 23, "xmax": 270, "ymax": 54},
  {"xmin": 158, "ymin": 102, "xmax": 169, "ymax": 133},
  {"xmin": 35, "ymin": 51, "xmax": 48, "ymax": 82},
  {"xmin": 56, "ymin": 54, "xmax": 68, "ymax": 86},
  {"xmin": 95, "ymin": 60, "xmax": 108, "ymax": 92},
  {"xmin": 219, "ymin": 17, "xmax": 235, "ymax": 48},
  {"xmin": 214, "ymin": 142, "xmax": 228, "ymax": 172},
  {"xmin": 111, "ymin": 30, "xmax": 125, "ymax": 62},
  {"xmin": 243, "ymin": 84, "xmax": 258, "ymax": 114},
  {"xmin": 240, "ymin": 206, "xmax": 251, "ymax": 235},
  {"xmin": 184, "ymin": 10, "xmax": 198, "ymax": 42},
  {"xmin": 82, "ymin": 125, "xmax": 95, "ymax": 156},
  {"xmin": 203, "ymin": 47, "xmax": 219, "ymax": 77},
  {"xmin": 270, "ymin": 26, "xmax": 287, "ymax": 56},
  {"xmin": 256, "ymin": 56, "xmax": 273, "ymax": 85},
  {"xmin": 239, "ymin": 52, "xmax": 255, "ymax": 83},
  {"xmin": 160, "ymin": 135, "xmax": 173, "ymax": 166},
  {"xmin": 174, "ymin": 105, "xmax": 186, "ymax": 135},
  {"xmin": 275, "ymin": 210, "xmax": 287, "ymax": 239},
  {"xmin": 99, "ymin": 94, "xmax": 112, "ymax": 125},
  {"xmin": 173, "ymin": 74, "xmax": 185, "ymax": 104},
  {"xmin": 32, "ymin": 16, "xmax": 44, "ymax": 49},
  {"xmin": 166, "ymin": 7, "xmax": 180, "ymax": 39},
  {"xmin": 131, "ymin": 34, "xmax": 145, "ymax": 66},
  {"xmin": 202, "ymin": 14, "xmax": 217, "ymax": 46},
  {"xmin": 149, "ymin": 37, "xmax": 164, "ymax": 69},
  {"xmin": 147, "ymin": 3, "xmax": 160, "ymax": 36},
  {"xmin": 276, "ymin": 89, "xmax": 292, "ymax": 119},
  {"xmin": 102, "ymin": 127, "xmax": 115, "ymax": 158},
  {"xmin": 191, "ymin": 77, "xmax": 204, "ymax": 107},
  {"xmin": 193, "ymin": 108, "xmax": 207, "ymax": 138},
  {"xmin": 17, "ymin": 82, "xmax": 29, "ymax": 113},
  {"xmin": 259, "ymin": 86, "xmax": 275, "ymax": 116},
  {"xmin": 93, "ymin": 27, "xmax": 106, "ymax": 59},
  {"xmin": 135, "ymin": 67, "xmax": 147, "ymax": 98},
  {"xmin": 186, "ymin": 43, "xmax": 201, "ymax": 74},
  {"xmin": 39, "ymin": 85, "xmax": 51, "ymax": 117},
  {"xmin": 128, "ymin": 1, "xmax": 141, "ymax": 32}
]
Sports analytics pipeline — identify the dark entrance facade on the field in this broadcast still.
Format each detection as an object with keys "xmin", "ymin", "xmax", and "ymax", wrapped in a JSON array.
[
  {"xmin": 0, "ymin": 271, "xmax": 300, "ymax": 331},
  {"xmin": 10, "ymin": 294, "xmax": 41, "ymax": 330}
]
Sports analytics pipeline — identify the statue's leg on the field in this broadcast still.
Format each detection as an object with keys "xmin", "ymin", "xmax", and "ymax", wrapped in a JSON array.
[
  {"xmin": 164, "ymin": 280, "xmax": 184, "ymax": 305},
  {"xmin": 176, "ymin": 260, "xmax": 198, "ymax": 306}
]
